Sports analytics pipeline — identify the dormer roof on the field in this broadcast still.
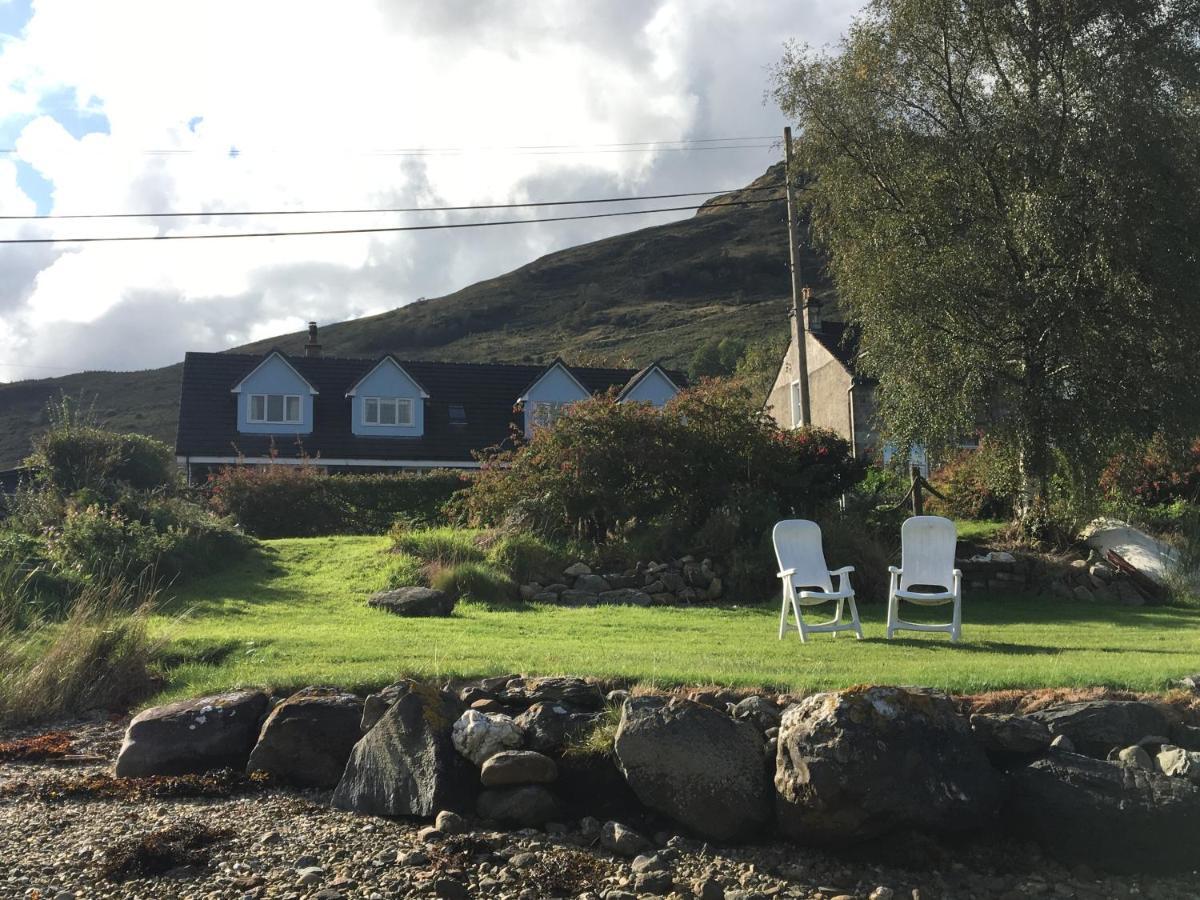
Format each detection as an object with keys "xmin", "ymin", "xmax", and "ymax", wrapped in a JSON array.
[
  {"xmin": 229, "ymin": 350, "xmax": 320, "ymax": 395},
  {"xmin": 616, "ymin": 360, "xmax": 680, "ymax": 401},
  {"xmin": 515, "ymin": 358, "xmax": 592, "ymax": 404},
  {"xmin": 344, "ymin": 355, "xmax": 431, "ymax": 399}
]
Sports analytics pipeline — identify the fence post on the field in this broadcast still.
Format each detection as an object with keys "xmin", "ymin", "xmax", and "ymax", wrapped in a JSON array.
[{"xmin": 910, "ymin": 464, "xmax": 924, "ymax": 516}]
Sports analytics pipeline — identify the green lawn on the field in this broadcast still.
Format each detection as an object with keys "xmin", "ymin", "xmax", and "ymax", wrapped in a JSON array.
[{"xmin": 153, "ymin": 536, "xmax": 1200, "ymax": 702}]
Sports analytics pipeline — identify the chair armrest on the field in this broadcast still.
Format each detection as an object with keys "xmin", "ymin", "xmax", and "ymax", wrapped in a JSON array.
[
  {"xmin": 888, "ymin": 566, "xmax": 903, "ymax": 575},
  {"xmin": 829, "ymin": 566, "xmax": 855, "ymax": 576},
  {"xmin": 952, "ymin": 568, "xmax": 963, "ymax": 578},
  {"xmin": 777, "ymin": 568, "xmax": 795, "ymax": 579}
]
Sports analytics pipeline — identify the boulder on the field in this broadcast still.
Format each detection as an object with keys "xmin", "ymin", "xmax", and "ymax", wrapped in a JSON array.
[
  {"xmin": 1157, "ymin": 745, "xmax": 1200, "ymax": 784},
  {"xmin": 969, "ymin": 713, "xmax": 1052, "ymax": 763},
  {"xmin": 731, "ymin": 695, "xmax": 782, "ymax": 732},
  {"xmin": 331, "ymin": 683, "xmax": 472, "ymax": 817},
  {"xmin": 513, "ymin": 702, "xmax": 598, "ymax": 753},
  {"xmin": 598, "ymin": 588, "xmax": 653, "ymax": 607},
  {"xmin": 361, "ymin": 681, "xmax": 413, "ymax": 732},
  {"xmin": 115, "ymin": 690, "xmax": 269, "ymax": 777},
  {"xmin": 601, "ymin": 820, "xmax": 652, "ymax": 857},
  {"xmin": 451, "ymin": 710, "xmax": 524, "ymax": 765},
  {"xmin": 556, "ymin": 751, "xmax": 646, "ymax": 822},
  {"xmin": 247, "ymin": 688, "xmax": 364, "ymax": 788},
  {"xmin": 499, "ymin": 676, "xmax": 605, "ymax": 711},
  {"xmin": 775, "ymin": 687, "xmax": 1002, "ymax": 844},
  {"xmin": 559, "ymin": 590, "xmax": 598, "ymax": 606},
  {"xmin": 575, "ymin": 574, "xmax": 612, "ymax": 593},
  {"xmin": 476, "ymin": 785, "xmax": 559, "ymax": 826},
  {"xmin": 563, "ymin": 562, "xmax": 592, "ymax": 577},
  {"xmin": 614, "ymin": 696, "xmax": 770, "ymax": 842},
  {"xmin": 1026, "ymin": 700, "xmax": 1173, "ymax": 756},
  {"xmin": 1170, "ymin": 723, "xmax": 1200, "ymax": 751},
  {"xmin": 1007, "ymin": 750, "xmax": 1200, "ymax": 872},
  {"xmin": 366, "ymin": 586, "xmax": 455, "ymax": 617},
  {"xmin": 480, "ymin": 750, "xmax": 557, "ymax": 786}
]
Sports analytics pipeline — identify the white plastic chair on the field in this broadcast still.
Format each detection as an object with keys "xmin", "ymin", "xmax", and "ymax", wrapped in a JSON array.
[
  {"xmin": 772, "ymin": 519, "xmax": 863, "ymax": 642},
  {"xmin": 887, "ymin": 515, "xmax": 963, "ymax": 642}
]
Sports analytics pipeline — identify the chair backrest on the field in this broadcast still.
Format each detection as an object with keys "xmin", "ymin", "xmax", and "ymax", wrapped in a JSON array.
[
  {"xmin": 899, "ymin": 515, "xmax": 957, "ymax": 589},
  {"xmin": 772, "ymin": 520, "xmax": 833, "ymax": 592}
]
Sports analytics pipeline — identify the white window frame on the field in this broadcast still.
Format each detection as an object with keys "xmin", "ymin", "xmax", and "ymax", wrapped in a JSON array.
[
  {"xmin": 248, "ymin": 393, "xmax": 302, "ymax": 424},
  {"xmin": 362, "ymin": 396, "xmax": 414, "ymax": 427},
  {"xmin": 790, "ymin": 380, "xmax": 803, "ymax": 429},
  {"xmin": 530, "ymin": 400, "xmax": 569, "ymax": 429}
]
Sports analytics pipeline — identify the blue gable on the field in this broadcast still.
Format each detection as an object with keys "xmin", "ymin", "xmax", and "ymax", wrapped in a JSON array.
[
  {"xmin": 232, "ymin": 352, "xmax": 316, "ymax": 435},
  {"xmin": 346, "ymin": 357, "xmax": 427, "ymax": 438}
]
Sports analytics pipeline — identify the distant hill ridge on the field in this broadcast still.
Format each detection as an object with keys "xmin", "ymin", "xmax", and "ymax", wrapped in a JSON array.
[{"xmin": 0, "ymin": 162, "xmax": 830, "ymax": 468}]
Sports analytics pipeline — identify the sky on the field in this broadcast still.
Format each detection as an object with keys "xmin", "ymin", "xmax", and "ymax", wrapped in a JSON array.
[{"xmin": 0, "ymin": 0, "xmax": 858, "ymax": 380}]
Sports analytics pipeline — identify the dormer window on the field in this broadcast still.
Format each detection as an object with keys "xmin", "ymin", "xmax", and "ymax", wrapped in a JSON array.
[
  {"xmin": 363, "ymin": 397, "xmax": 413, "ymax": 427},
  {"xmin": 531, "ymin": 400, "xmax": 569, "ymax": 429},
  {"xmin": 249, "ymin": 393, "xmax": 302, "ymax": 424}
]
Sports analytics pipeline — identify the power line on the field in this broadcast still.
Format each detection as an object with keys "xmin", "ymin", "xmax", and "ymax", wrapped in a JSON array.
[
  {"xmin": 0, "ymin": 198, "xmax": 780, "ymax": 245},
  {"xmin": 0, "ymin": 185, "xmax": 781, "ymax": 221}
]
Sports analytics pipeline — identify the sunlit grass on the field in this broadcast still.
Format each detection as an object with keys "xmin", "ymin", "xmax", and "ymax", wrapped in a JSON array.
[{"xmin": 151, "ymin": 536, "xmax": 1200, "ymax": 702}]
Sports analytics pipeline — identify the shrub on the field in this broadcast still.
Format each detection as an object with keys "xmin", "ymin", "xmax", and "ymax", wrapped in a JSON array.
[
  {"xmin": 928, "ymin": 437, "xmax": 1021, "ymax": 521},
  {"xmin": 428, "ymin": 561, "xmax": 518, "ymax": 607},
  {"xmin": 1100, "ymin": 435, "xmax": 1200, "ymax": 508},
  {"xmin": 486, "ymin": 532, "xmax": 569, "ymax": 583},
  {"xmin": 207, "ymin": 465, "xmax": 471, "ymax": 537}
]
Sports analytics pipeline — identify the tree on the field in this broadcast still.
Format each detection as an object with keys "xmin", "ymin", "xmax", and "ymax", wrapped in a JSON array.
[
  {"xmin": 690, "ymin": 336, "xmax": 746, "ymax": 378},
  {"xmin": 774, "ymin": 0, "xmax": 1200, "ymax": 519}
]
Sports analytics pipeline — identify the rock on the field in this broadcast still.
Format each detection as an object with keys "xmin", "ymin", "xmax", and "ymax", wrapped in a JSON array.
[
  {"xmin": 543, "ymin": 583, "xmax": 569, "ymax": 594},
  {"xmin": 435, "ymin": 809, "xmax": 467, "ymax": 834},
  {"xmin": 500, "ymin": 676, "xmax": 605, "ymax": 710},
  {"xmin": 564, "ymin": 562, "xmax": 592, "ymax": 577},
  {"xmin": 532, "ymin": 592, "xmax": 560, "ymax": 603},
  {"xmin": 556, "ymin": 750, "xmax": 646, "ymax": 822},
  {"xmin": 115, "ymin": 690, "xmax": 269, "ymax": 777},
  {"xmin": 366, "ymin": 586, "xmax": 455, "ymax": 617},
  {"xmin": 1156, "ymin": 745, "xmax": 1200, "ymax": 784},
  {"xmin": 1117, "ymin": 745, "xmax": 1154, "ymax": 771},
  {"xmin": 969, "ymin": 713, "xmax": 1052, "ymax": 761},
  {"xmin": 514, "ymin": 701, "xmax": 598, "ymax": 752},
  {"xmin": 246, "ymin": 687, "xmax": 364, "ymax": 788},
  {"xmin": 661, "ymin": 572, "xmax": 686, "ymax": 592},
  {"xmin": 731, "ymin": 695, "xmax": 782, "ymax": 732},
  {"xmin": 559, "ymin": 589, "xmax": 599, "ymax": 606},
  {"xmin": 694, "ymin": 876, "xmax": 726, "ymax": 900},
  {"xmin": 360, "ymin": 681, "xmax": 414, "ymax": 732},
  {"xmin": 476, "ymin": 785, "xmax": 559, "ymax": 826},
  {"xmin": 451, "ymin": 710, "xmax": 524, "ymax": 765},
  {"xmin": 1008, "ymin": 750, "xmax": 1200, "ymax": 872},
  {"xmin": 775, "ymin": 686, "xmax": 1003, "ymax": 844},
  {"xmin": 634, "ymin": 871, "xmax": 674, "ymax": 894},
  {"xmin": 1050, "ymin": 734, "xmax": 1075, "ymax": 752},
  {"xmin": 598, "ymin": 588, "xmax": 653, "ymax": 606},
  {"xmin": 480, "ymin": 749, "xmax": 557, "ymax": 786},
  {"xmin": 607, "ymin": 689, "xmax": 630, "ymax": 705},
  {"xmin": 614, "ymin": 695, "xmax": 770, "ymax": 842},
  {"xmin": 1027, "ymin": 700, "xmax": 1172, "ymax": 756},
  {"xmin": 631, "ymin": 853, "xmax": 667, "ymax": 873},
  {"xmin": 604, "ymin": 574, "xmax": 641, "ymax": 589},
  {"xmin": 601, "ymin": 820, "xmax": 652, "ymax": 857},
  {"xmin": 870, "ymin": 889, "xmax": 895, "ymax": 900},
  {"xmin": 397, "ymin": 849, "xmax": 429, "ymax": 866},
  {"xmin": 1176, "ymin": 673, "xmax": 1200, "ymax": 693},
  {"xmin": 433, "ymin": 876, "xmax": 469, "ymax": 900},
  {"xmin": 470, "ymin": 698, "xmax": 507, "ymax": 714},
  {"xmin": 575, "ymin": 574, "xmax": 612, "ymax": 593},
  {"xmin": 643, "ymin": 580, "xmax": 666, "ymax": 594},
  {"xmin": 331, "ymin": 682, "xmax": 473, "ymax": 817},
  {"xmin": 1171, "ymin": 723, "xmax": 1200, "ymax": 751},
  {"xmin": 297, "ymin": 866, "xmax": 325, "ymax": 886}
]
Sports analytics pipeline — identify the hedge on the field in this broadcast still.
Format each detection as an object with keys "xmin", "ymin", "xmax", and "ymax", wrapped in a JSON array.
[{"xmin": 207, "ymin": 465, "xmax": 473, "ymax": 537}]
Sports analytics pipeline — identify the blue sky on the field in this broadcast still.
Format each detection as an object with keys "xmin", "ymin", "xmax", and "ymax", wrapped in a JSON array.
[{"xmin": 0, "ymin": 0, "xmax": 857, "ymax": 379}]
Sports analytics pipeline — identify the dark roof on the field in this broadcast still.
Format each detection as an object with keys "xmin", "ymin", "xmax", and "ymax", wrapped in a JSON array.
[
  {"xmin": 175, "ymin": 352, "xmax": 686, "ymax": 463},
  {"xmin": 811, "ymin": 321, "xmax": 862, "ymax": 372},
  {"xmin": 616, "ymin": 361, "xmax": 678, "ymax": 401},
  {"xmin": 0, "ymin": 466, "xmax": 28, "ymax": 495}
]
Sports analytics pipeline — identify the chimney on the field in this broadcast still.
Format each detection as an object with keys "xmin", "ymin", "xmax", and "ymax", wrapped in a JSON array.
[
  {"xmin": 305, "ymin": 321, "xmax": 322, "ymax": 357},
  {"xmin": 802, "ymin": 287, "xmax": 823, "ymax": 333}
]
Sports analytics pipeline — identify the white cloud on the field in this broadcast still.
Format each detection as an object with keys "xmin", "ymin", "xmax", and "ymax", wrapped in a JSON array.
[{"xmin": 0, "ymin": 0, "xmax": 859, "ymax": 380}]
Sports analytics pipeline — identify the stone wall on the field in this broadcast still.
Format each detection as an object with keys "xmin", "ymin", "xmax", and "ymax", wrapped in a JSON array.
[{"xmin": 519, "ymin": 557, "xmax": 723, "ymax": 607}]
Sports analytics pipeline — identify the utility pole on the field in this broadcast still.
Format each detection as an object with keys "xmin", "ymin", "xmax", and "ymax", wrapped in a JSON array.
[{"xmin": 783, "ymin": 126, "xmax": 812, "ymax": 426}]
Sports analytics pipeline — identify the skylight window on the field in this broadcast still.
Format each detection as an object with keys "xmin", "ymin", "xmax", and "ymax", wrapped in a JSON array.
[{"xmin": 448, "ymin": 404, "xmax": 467, "ymax": 425}]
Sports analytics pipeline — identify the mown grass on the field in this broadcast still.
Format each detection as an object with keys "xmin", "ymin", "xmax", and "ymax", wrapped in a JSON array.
[{"xmin": 150, "ymin": 536, "xmax": 1200, "ymax": 703}]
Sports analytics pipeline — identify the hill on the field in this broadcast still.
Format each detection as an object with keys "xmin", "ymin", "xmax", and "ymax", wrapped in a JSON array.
[{"xmin": 0, "ymin": 162, "xmax": 829, "ymax": 468}]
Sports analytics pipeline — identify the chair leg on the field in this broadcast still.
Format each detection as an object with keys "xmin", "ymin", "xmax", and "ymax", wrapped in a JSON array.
[
  {"xmin": 847, "ymin": 596, "xmax": 864, "ymax": 640},
  {"xmin": 793, "ymin": 597, "xmax": 808, "ymax": 643},
  {"xmin": 886, "ymin": 592, "xmax": 897, "ymax": 640},
  {"xmin": 951, "ymin": 594, "xmax": 962, "ymax": 643},
  {"xmin": 778, "ymin": 584, "xmax": 789, "ymax": 640},
  {"xmin": 832, "ymin": 598, "xmax": 844, "ymax": 637}
]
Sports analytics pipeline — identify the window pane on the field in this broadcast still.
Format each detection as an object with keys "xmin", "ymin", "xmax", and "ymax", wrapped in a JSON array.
[
  {"xmin": 266, "ymin": 395, "xmax": 284, "ymax": 422},
  {"xmin": 285, "ymin": 396, "xmax": 300, "ymax": 422},
  {"xmin": 250, "ymin": 395, "xmax": 265, "ymax": 421},
  {"xmin": 379, "ymin": 399, "xmax": 398, "ymax": 425},
  {"xmin": 365, "ymin": 398, "xmax": 378, "ymax": 424},
  {"xmin": 396, "ymin": 399, "xmax": 412, "ymax": 425}
]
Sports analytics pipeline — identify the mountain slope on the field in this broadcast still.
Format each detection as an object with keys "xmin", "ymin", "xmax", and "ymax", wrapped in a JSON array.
[{"xmin": 0, "ymin": 162, "xmax": 826, "ymax": 468}]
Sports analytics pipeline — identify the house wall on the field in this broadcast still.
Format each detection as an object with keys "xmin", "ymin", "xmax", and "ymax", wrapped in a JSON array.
[
  {"xmin": 349, "ymin": 360, "xmax": 425, "ymax": 437},
  {"xmin": 523, "ymin": 365, "xmax": 591, "ymax": 436},
  {"xmin": 621, "ymin": 369, "xmax": 678, "ymax": 407},
  {"xmin": 236, "ymin": 356, "xmax": 314, "ymax": 435}
]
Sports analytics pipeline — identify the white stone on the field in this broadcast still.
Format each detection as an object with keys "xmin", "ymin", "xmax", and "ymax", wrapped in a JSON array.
[{"xmin": 451, "ymin": 709, "xmax": 524, "ymax": 766}]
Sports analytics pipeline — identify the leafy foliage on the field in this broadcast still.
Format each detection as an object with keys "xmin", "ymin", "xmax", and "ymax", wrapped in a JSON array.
[
  {"xmin": 1100, "ymin": 435, "xmax": 1200, "ymax": 508},
  {"xmin": 207, "ymin": 465, "xmax": 472, "ymax": 538},
  {"xmin": 929, "ymin": 438, "xmax": 1022, "ymax": 521},
  {"xmin": 774, "ymin": 0, "xmax": 1200, "ymax": 517}
]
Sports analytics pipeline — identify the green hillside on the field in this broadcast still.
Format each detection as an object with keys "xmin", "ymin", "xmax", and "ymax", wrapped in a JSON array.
[{"xmin": 0, "ymin": 163, "xmax": 824, "ymax": 468}]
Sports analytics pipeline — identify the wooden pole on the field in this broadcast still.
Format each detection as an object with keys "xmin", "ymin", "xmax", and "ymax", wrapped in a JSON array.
[
  {"xmin": 783, "ymin": 127, "xmax": 812, "ymax": 427},
  {"xmin": 910, "ymin": 464, "xmax": 924, "ymax": 517}
]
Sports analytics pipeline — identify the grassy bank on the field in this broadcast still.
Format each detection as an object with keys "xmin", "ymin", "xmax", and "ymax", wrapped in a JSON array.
[{"xmin": 147, "ymin": 536, "xmax": 1200, "ymax": 702}]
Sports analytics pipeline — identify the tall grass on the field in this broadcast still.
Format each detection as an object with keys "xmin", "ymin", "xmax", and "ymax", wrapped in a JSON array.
[
  {"xmin": 389, "ymin": 525, "xmax": 487, "ymax": 566},
  {"xmin": 0, "ymin": 566, "xmax": 165, "ymax": 726}
]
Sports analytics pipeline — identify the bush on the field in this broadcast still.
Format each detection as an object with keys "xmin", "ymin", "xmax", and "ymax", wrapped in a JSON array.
[
  {"xmin": 928, "ymin": 437, "xmax": 1021, "ymax": 521},
  {"xmin": 1100, "ymin": 434, "xmax": 1200, "ymax": 508},
  {"xmin": 207, "ymin": 465, "xmax": 471, "ymax": 537},
  {"xmin": 389, "ymin": 526, "xmax": 487, "ymax": 566},
  {"xmin": 428, "ymin": 561, "xmax": 518, "ymax": 607},
  {"xmin": 486, "ymin": 532, "xmax": 569, "ymax": 583}
]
